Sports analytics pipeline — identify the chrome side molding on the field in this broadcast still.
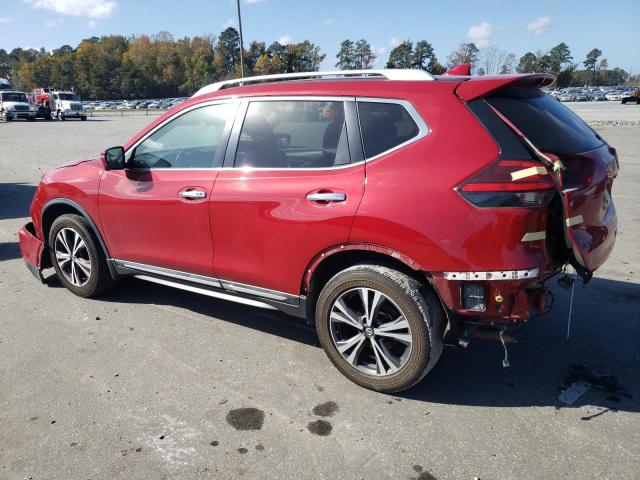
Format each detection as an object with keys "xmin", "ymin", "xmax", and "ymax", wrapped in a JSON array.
[
  {"xmin": 135, "ymin": 275, "xmax": 277, "ymax": 310},
  {"xmin": 111, "ymin": 259, "xmax": 300, "ymax": 305}
]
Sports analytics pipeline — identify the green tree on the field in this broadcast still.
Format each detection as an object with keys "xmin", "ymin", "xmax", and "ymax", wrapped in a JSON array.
[
  {"xmin": 547, "ymin": 42, "xmax": 572, "ymax": 73},
  {"xmin": 215, "ymin": 27, "xmax": 240, "ymax": 78},
  {"xmin": 0, "ymin": 49, "xmax": 10, "ymax": 77},
  {"xmin": 386, "ymin": 41, "xmax": 413, "ymax": 68},
  {"xmin": 335, "ymin": 39, "xmax": 355, "ymax": 69},
  {"xmin": 446, "ymin": 42, "xmax": 479, "ymax": 68},
  {"xmin": 412, "ymin": 40, "xmax": 435, "ymax": 71},
  {"xmin": 516, "ymin": 52, "xmax": 538, "ymax": 73},
  {"xmin": 583, "ymin": 48, "xmax": 602, "ymax": 85},
  {"xmin": 353, "ymin": 39, "xmax": 375, "ymax": 69}
]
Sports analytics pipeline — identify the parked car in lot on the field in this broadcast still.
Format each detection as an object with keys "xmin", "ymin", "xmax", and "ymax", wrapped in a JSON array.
[
  {"xmin": 0, "ymin": 90, "xmax": 36, "ymax": 121},
  {"xmin": 621, "ymin": 89, "xmax": 640, "ymax": 104},
  {"xmin": 18, "ymin": 69, "xmax": 619, "ymax": 392}
]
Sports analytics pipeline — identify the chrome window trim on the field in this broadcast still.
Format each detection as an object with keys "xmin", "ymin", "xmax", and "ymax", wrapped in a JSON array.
[
  {"xmin": 121, "ymin": 95, "xmax": 429, "ymax": 173},
  {"xmin": 123, "ymin": 98, "xmax": 240, "ymax": 169},
  {"xmin": 355, "ymin": 97, "xmax": 430, "ymax": 162}
]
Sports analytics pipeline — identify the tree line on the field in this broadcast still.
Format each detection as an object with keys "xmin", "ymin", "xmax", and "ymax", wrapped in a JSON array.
[{"xmin": 0, "ymin": 28, "xmax": 634, "ymax": 100}]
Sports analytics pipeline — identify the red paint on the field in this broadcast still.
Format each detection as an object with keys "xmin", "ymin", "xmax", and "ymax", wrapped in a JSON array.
[
  {"xmin": 99, "ymin": 169, "xmax": 218, "ymax": 275},
  {"xmin": 18, "ymin": 223, "xmax": 44, "ymax": 269},
  {"xmin": 19, "ymin": 74, "xmax": 618, "ymax": 323},
  {"xmin": 443, "ymin": 64, "xmax": 471, "ymax": 76}
]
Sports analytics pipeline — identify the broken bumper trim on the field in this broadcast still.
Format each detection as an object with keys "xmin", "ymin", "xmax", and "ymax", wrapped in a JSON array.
[
  {"xmin": 443, "ymin": 268, "xmax": 539, "ymax": 281},
  {"xmin": 18, "ymin": 222, "xmax": 45, "ymax": 283}
]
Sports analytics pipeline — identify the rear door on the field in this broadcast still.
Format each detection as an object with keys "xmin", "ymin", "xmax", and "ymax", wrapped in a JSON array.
[
  {"xmin": 484, "ymin": 89, "xmax": 619, "ymax": 275},
  {"xmin": 210, "ymin": 97, "xmax": 365, "ymax": 295}
]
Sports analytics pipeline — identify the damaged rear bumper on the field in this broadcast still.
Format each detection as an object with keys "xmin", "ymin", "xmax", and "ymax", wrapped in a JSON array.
[
  {"xmin": 18, "ymin": 222, "xmax": 45, "ymax": 283},
  {"xmin": 432, "ymin": 268, "xmax": 555, "ymax": 322}
]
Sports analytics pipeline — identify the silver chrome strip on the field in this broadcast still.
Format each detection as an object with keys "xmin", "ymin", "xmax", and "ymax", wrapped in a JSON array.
[
  {"xmin": 113, "ymin": 259, "xmax": 222, "ymax": 288},
  {"xmin": 112, "ymin": 258, "xmax": 299, "ymax": 304},
  {"xmin": 193, "ymin": 69, "xmax": 434, "ymax": 96},
  {"xmin": 443, "ymin": 268, "xmax": 539, "ymax": 281},
  {"xmin": 355, "ymin": 97, "xmax": 429, "ymax": 162},
  {"xmin": 220, "ymin": 280, "xmax": 290, "ymax": 302},
  {"xmin": 135, "ymin": 275, "xmax": 277, "ymax": 310}
]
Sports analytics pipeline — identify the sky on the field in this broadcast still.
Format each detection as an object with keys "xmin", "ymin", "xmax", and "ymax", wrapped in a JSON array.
[{"xmin": 1, "ymin": 0, "xmax": 639, "ymax": 73}]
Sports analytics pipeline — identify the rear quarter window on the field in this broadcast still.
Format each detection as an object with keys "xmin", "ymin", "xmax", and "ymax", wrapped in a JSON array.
[
  {"xmin": 486, "ymin": 89, "xmax": 603, "ymax": 156},
  {"xmin": 357, "ymin": 102, "xmax": 420, "ymax": 159}
]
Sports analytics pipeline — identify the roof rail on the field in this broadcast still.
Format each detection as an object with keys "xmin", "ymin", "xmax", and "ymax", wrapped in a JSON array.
[{"xmin": 192, "ymin": 69, "xmax": 434, "ymax": 97}]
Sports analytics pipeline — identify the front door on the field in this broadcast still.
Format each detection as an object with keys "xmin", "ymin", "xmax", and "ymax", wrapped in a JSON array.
[
  {"xmin": 211, "ymin": 98, "xmax": 365, "ymax": 294},
  {"xmin": 99, "ymin": 102, "xmax": 237, "ymax": 276}
]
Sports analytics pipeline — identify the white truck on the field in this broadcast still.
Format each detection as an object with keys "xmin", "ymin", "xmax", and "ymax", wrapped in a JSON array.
[
  {"xmin": 49, "ymin": 90, "xmax": 87, "ymax": 121},
  {"xmin": 0, "ymin": 90, "xmax": 37, "ymax": 121}
]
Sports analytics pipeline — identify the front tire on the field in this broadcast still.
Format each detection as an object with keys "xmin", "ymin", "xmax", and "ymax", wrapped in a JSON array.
[
  {"xmin": 315, "ymin": 265, "xmax": 446, "ymax": 393},
  {"xmin": 48, "ymin": 214, "xmax": 115, "ymax": 297}
]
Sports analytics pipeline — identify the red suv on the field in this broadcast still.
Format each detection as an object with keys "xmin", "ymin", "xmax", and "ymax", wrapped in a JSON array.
[{"xmin": 18, "ymin": 69, "xmax": 618, "ymax": 392}]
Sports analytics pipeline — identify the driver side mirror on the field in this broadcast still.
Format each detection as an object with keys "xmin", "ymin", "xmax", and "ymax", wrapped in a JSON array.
[{"xmin": 101, "ymin": 146, "xmax": 125, "ymax": 170}]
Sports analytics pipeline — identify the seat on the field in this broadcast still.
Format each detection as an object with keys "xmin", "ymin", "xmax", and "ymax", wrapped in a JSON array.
[{"xmin": 236, "ymin": 114, "xmax": 288, "ymax": 168}]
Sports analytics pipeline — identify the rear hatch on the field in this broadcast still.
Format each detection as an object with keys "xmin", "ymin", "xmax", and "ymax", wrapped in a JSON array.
[{"xmin": 458, "ymin": 77, "xmax": 619, "ymax": 279}]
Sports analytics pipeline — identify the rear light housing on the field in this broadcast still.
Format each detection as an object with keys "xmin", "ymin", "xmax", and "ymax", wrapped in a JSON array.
[{"xmin": 457, "ymin": 159, "xmax": 555, "ymax": 208}]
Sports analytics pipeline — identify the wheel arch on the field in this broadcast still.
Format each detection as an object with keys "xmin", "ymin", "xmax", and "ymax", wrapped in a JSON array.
[
  {"xmin": 302, "ymin": 243, "xmax": 443, "ymax": 323},
  {"xmin": 41, "ymin": 198, "xmax": 117, "ymax": 279}
]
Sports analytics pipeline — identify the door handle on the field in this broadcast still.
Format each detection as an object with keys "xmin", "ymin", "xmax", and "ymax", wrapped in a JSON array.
[
  {"xmin": 306, "ymin": 192, "xmax": 347, "ymax": 202},
  {"xmin": 178, "ymin": 189, "xmax": 207, "ymax": 200}
]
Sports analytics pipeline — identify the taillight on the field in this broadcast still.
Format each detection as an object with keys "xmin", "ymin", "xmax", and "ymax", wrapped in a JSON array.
[{"xmin": 457, "ymin": 159, "xmax": 555, "ymax": 208}]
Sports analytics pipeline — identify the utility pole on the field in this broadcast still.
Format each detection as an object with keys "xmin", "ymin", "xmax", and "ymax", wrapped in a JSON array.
[{"xmin": 236, "ymin": 0, "xmax": 245, "ymax": 78}]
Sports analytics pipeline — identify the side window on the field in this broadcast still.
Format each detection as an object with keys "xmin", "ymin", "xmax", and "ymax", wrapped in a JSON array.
[
  {"xmin": 235, "ymin": 100, "xmax": 350, "ymax": 169},
  {"xmin": 132, "ymin": 103, "xmax": 236, "ymax": 169},
  {"xmin": 357, "ymin": 102, "xmax": 419, "ymax": 159}
]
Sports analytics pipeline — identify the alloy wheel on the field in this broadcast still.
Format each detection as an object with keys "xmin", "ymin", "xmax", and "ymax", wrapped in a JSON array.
[
  {"xmin": 329, "ymin": 287, "xmax": 413, "ymax": 376},
  {"xmin": 54, "ymin": 227, "xmax": 92, "ymax": 287}
]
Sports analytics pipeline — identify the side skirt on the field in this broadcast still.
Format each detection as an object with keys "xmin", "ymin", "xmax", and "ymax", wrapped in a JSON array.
[{"xmin": 110, "ymin": 259, "xmax": 307, "ymax": 319}]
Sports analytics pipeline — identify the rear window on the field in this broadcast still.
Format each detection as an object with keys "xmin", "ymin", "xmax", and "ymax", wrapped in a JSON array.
[{"xmin": 486, "ymin": 89, "xmax": 603, "ymax": 156}]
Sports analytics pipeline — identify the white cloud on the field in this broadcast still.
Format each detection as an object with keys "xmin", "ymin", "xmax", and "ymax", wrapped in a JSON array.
[
  {"xmin": 388, "ymin": 37, "xmax": 400, "ymax": 47},
  {"xmin": 467, "ymin": 21, "xmax": 493, "ymax": 48},
  {"xmin": 23, "ymin": 0, "xmax": 117, "ymax": 19},
  {"xmin": 223, "ymin": 18, "xmax": 234, "ymax": 29},
  {"xmin": 45, "ymin": 18, "xmax": 61, "ymax": 28},
  {"xmin": 527, "ymin": 16, "xmax": 552, "ymax": 36},
  {"xmin": 245, "ymin": 0, "xmax": 266, "ymax": 4},
  {"xmin": 88, "ymin": 19, "xmax": 96, "ymax": 28},
  {"xmin": 376, "ymin": 46, "xmax": 386, "ymax": 55},
  {"xmin": 278, "ymin": 35, "xmax": 292, "ymax": 45},
  {"xmin": 0, "ymin": 16, "xmax": 11, "ymax": 25},
  {"xmin": 322, "ymin": 18, "xmax": 335, "ymax": 27}
]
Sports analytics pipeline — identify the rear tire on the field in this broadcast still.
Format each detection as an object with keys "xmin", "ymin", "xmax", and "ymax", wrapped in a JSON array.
[
  {"xmin": 315, "ymin": 265, "xmax": 446, "ymax": 393},
  {"xmin": 48, "ymin": 214, "xmax": 115, "ymax": 298}
]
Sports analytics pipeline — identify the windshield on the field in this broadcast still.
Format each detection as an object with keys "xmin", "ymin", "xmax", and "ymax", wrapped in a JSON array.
[
  {"xmin": 58, "ymin": 93, "xmax": 77, "ymax": 101},
  {"xmin": 1, "ymin": 92, "xmax": 28, "ymax": 103},
  {"xmin": 486, "ymin": 88, "xmax": 603, "ymax": 156}
]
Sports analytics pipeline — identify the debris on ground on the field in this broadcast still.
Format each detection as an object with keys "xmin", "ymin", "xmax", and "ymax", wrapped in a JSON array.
[
  {"xmin": 559, "ymin": 363, "xmax": 632, "ymax": 405},
  {"xmin": 559, "ymin": 381, "xmax": 591, "ymax": 405}
]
